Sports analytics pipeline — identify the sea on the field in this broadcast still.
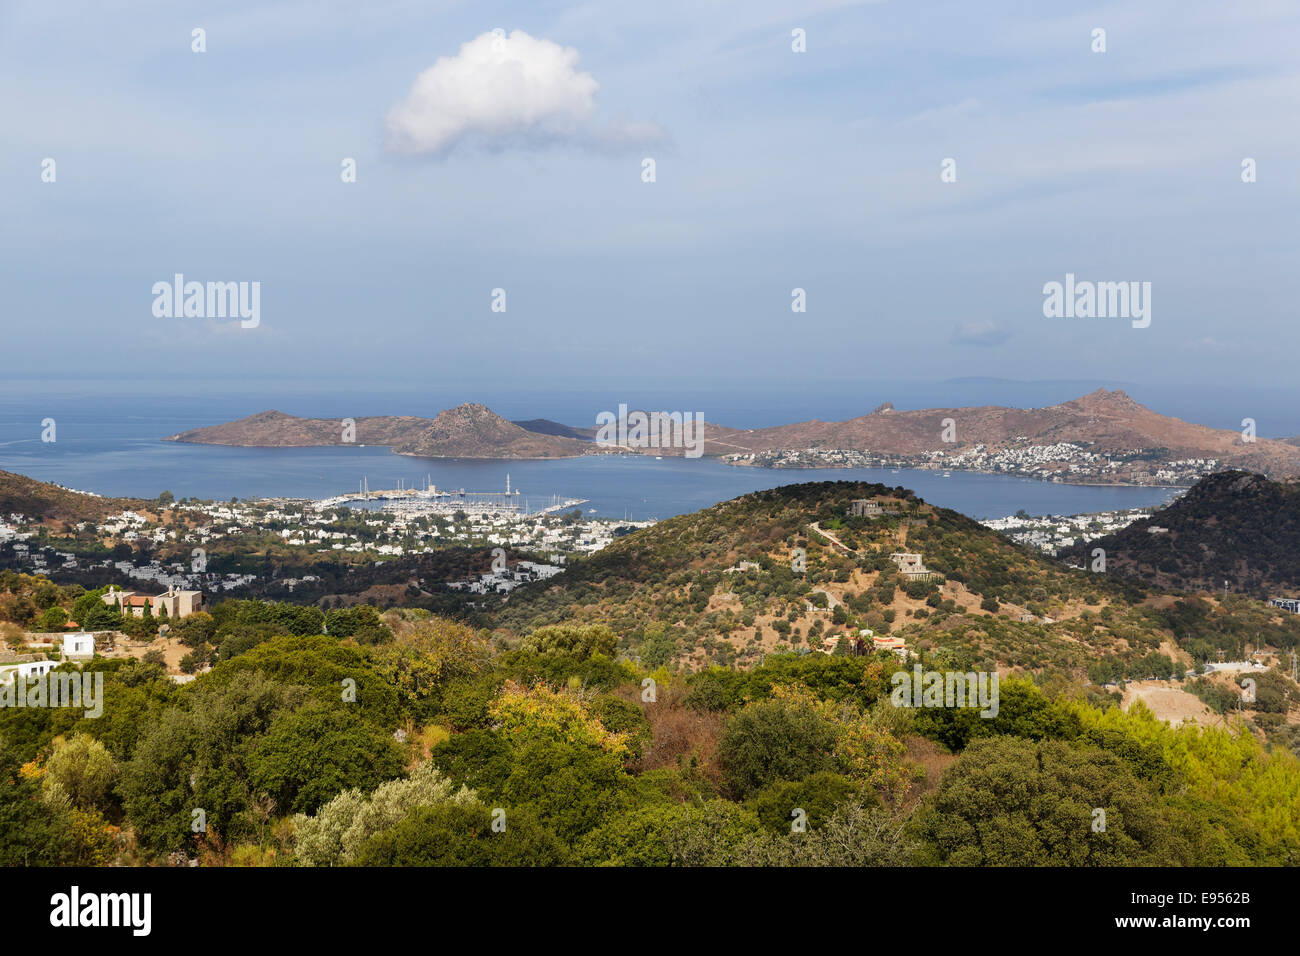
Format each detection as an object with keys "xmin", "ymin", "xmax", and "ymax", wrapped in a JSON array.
[{"xmin": 3, "ymin": 378, "xmax": 1291, "ymax": 521}]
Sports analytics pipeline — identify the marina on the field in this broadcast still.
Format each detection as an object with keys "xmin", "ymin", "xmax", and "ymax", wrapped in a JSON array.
[{"xmin": 314, "ymin": 475, "xmax": 588, "ymax": 517}]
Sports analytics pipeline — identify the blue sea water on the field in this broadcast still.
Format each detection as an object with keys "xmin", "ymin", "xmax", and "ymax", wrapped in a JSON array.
[{"xmin": 0, "ymin": 384, "xmax": 1187, "ymax": 520}]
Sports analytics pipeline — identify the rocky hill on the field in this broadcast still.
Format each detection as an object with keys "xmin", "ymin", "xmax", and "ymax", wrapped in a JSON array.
[
  {"xmin": 164, "ymin": 390, "xmax": 1300, "ymax": 481},
  {"xmin": 714, "ymin": 389, "xmax": 1300, "ymax": 482},
  {"xmin": 164, "ymin": 410, "xmax": 429, "ymax": 447},
  {"xmin": 393, "ymin": 404, "xmax": 587, "ymax": 459},
  {"xmin": 166, "ymin": 405, "xmax": 586, "ymax": 459},
  {"xmin": 1059, "ymin": 471, "xmax": 1300, "ymax": 597}
]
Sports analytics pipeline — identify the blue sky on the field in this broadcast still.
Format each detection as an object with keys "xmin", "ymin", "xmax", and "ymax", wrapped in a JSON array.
[{"xmin": 2, "ymin": 0, "xmax": 1298, "ymax": 402}]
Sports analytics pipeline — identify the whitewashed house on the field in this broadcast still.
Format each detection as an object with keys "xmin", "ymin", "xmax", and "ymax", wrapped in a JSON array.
[
  {"xmin": 62, "ymin": 632, "xmax": 95, "ymax": 661},
  {"xmin": 0, "ymin": 656, "xmax": 56, "ymax": 684}
]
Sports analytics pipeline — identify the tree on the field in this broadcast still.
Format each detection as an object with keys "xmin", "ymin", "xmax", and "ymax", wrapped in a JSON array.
[
  {"xmin": 717, "ymin": 691, "xmax": 839, "ymax": 799},
  {"xmin": 573, "ymin": 801, "xmax": 760, "ymax": 866},
  {"xmin": 73, "ymin": 589, "xmax": 121, "ymax": 631},
  {"xmin": 482, "ymin": 684, "xmax": 635, "ymax": 841},
  {"xmin": 373, "ymin": 617, "xmax": 484, "ymax": 710},
  {"xmin": 733, "ymin": 802, "xmax": 916, "ymax": 866},
  {"xmin": 912, "ymin": 736, "xmax": 1177, "ymax": 866},
  {"xmin": 745, "ymin": 771, "xmax": 863, "ymax": 833},
  {"xmin": 352, "ymin": 802, "xmax": 565, "ymax": 866},
  {"xmin": 37, "ymin": 606, "xmax": 69, "ymax": 632},
  {"xmin": 323, "ymin": 605, "xmax": 391, "ymax": 643},
  {"xmin": 293, "ymin": 760, "xmax": 478, "ymax": 866},
  {"xmin": 118, "ymin": 674, "xmax": 299, "ymax": 855},
  {"xmin": 0, "ymin": 742, "xmax": 85, "ymax": 865},
  {"xmin": 172, "ymin": 612, "xmax": 216, "ymax": 649},
  {"xmin": 246, "ymin": 702, "xmax": 405, "ymax": 816},
  {"xmin": 518, "ymin": 624, "xmax": 618, "ymax": 659},
  {"xmin": 43, "ymin": 734, "xmax": 119, "ymax": 814}
]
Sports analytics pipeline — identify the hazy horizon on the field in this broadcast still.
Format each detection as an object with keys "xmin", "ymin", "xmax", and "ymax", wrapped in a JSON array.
[{"xmin": 3, "ymin": 375, "xmax": 1300, "ymax": 437}]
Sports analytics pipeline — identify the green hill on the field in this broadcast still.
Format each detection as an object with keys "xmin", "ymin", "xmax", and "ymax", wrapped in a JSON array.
[
  {"xmin": 1059, "ymin": 471, "xmax": 1300, "ymax": 598},
  {"xmin": 493, "ymin": 481, "xmax": 1300, "ymax": 680}
]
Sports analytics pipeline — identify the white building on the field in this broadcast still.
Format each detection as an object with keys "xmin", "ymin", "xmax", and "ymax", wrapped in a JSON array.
[
  {"xmin": 63, "ymin": 632, "xmax": 95, "ymax": 661},
  {"xmin": 0, "ymin": 656, "xmax": 57, "ymax": 684},
  {"xmin": 889, "ymin": 552, "xmax": 933, "ymax": 582}
]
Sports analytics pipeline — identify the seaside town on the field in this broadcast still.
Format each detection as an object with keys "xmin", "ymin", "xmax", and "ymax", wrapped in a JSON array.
[
  {"xmin": 0, "ymin": 485, "xmax": 655, "ymax": 600},
  {"xmin": 0, "ymin": 478, "xmax": 1170, "ymax": 594},
  {"xmin": 723, "ymin": 442, "xmax": 1218, "ymax": 486}
]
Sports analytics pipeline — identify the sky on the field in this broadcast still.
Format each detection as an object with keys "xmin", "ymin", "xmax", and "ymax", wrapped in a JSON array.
[{"xmin": 2, "ymin": 0, "xmax": 1299, "ymax": 408}]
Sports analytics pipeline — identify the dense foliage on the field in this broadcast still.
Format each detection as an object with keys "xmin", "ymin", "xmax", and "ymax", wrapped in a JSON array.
[{"xmin": 3, "ymin": 481, "xmax": 1299, "ymax": 867}]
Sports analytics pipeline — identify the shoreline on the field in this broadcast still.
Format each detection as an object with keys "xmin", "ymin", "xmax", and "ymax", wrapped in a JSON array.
[{"xmin": 158, "ymin": 438, "xmax": 1194, "ymax": 490}]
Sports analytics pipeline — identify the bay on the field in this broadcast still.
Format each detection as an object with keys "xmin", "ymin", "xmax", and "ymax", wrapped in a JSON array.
[{"xmin": 0, "ymin": 387, "xmax": 1179, "ymax": 520}]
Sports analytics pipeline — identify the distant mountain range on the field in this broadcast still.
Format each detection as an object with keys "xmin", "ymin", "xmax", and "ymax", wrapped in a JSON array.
[
  {"xmin": 164, "ymin": 390, "xmax": 1300, "ymax": 484},
  {"xmin": 1059, "ymin": 470, "xmax": 1300, "ymax": 597}
]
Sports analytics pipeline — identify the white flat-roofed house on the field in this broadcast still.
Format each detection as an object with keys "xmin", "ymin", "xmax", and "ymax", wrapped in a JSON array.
[
  {"xmin": 63, "ymin": 632, "xmax": 95, "ymax": 661},
  {"xmin": 0, "ymin": 654, "xmax": 57, "ymax": 684}
]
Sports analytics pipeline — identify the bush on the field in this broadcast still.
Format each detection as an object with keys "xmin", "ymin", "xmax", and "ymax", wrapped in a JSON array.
[
  {"xmin": 518, "ymin": 624, "xmax": 618, "ymax": 659},
  {"xmin": 353, "ymin": 802, "xmax": 566, "ymax": 866},
  {"xmin": 745, "ymin": 771, "xmax": 864, "ymax": 833},
  {"xmin": 717, "ymin": 694, "xmax": 839, "ymax": 799}
]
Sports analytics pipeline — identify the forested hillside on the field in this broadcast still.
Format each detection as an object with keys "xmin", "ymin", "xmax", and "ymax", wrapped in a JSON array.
[
  {"xmin": 493, "ymin": 481, "xmax": 1300, "ymax": 682},
  {"xmin": 3, "ymin": 609, "xmax": 1297, "ymax": 867},
  {"xmin": 1060, "ymin": 471, "xmax": 1300, "ymax": 597},
  {"xmin": 4, "ymin": 481, "xmax": 1299, "ymax": 868}
]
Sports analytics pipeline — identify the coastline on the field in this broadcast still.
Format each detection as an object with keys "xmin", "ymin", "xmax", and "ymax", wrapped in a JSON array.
[{"xmin": 161, "ymin": 436, "xmax": 1192, "ymax": 491}]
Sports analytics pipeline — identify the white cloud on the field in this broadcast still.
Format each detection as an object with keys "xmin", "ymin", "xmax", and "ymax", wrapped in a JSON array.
[{"xmin": 385, "ymin": 29, "xmax": 660, "ymax": 156}]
